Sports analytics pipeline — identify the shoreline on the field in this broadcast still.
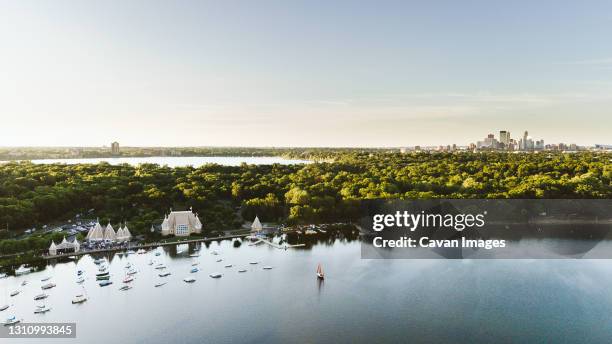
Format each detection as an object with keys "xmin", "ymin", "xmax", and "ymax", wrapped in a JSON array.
[{"xmin": 43, "ymin": 233, "xmax": 250, "ymax": 260}]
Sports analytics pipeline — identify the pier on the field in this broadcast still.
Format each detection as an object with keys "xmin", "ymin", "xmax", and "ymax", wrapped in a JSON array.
[
  {"xmin": 248, "ymin": 237, "xmax": 306, "ymax": 250},
  {"xmin": 43, "ymin": 233, "xmax": 250, "ymax": 260}
]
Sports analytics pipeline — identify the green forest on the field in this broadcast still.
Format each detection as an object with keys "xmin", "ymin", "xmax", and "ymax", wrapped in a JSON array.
[{"xmin": 0, "ymin": 151, "xmax": 610, "ymax": 241}]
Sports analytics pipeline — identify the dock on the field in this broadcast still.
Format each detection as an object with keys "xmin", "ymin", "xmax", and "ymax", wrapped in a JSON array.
[
  {"xmin": 43, "ymin": 233, "xmax": 249, "ymax": 260},
  {"xmin": 248, "ymin": 236, "xmax": 306, "ymax": 250}
]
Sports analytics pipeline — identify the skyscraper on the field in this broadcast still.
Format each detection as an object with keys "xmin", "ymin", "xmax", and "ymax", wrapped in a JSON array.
[{"xmin": 499, "ymin": 131, "xmax": 510, "ymax": 149}]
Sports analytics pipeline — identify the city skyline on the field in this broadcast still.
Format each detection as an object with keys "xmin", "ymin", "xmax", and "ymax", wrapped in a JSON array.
[{"xmin": 1, "ymin": 1, "xmax": 612, "ymax": 147}]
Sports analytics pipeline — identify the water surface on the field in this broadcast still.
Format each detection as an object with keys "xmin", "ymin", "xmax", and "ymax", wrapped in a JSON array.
[{"xmin": 2, "ymin": 238, "xmax": 612, "ymax": 343}]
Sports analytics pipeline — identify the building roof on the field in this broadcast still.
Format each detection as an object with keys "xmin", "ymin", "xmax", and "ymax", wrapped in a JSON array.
[
  {"xmin": 166, "ymin": 211, "xmax": 202, "ymax": 230},
  {"xmin": 87, "ymin": 221, "xmax": 105, "ymax": 241},
  {"xmin": 251, "ymin": 216, "xmax": 262, "ymax": 231},
  {"xmin": 103, "ymin": 223, "xmax": 116, "ymax": 240}
]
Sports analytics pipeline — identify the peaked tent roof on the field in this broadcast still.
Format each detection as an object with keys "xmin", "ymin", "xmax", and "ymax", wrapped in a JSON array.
[
  {"xmin": 87, "ymin": 222, "xmax": 105, "ymax": 241},
  {"xmin": 251, "ymin": 216, "xmax": 263, "ymax": 231},
  {"xmin": 103, "ymin": 223, "xmax": 116, "ymax": 240},
  {"xmin": 123, "ymin": 224, "xmax": 132, "ymax": 239}
]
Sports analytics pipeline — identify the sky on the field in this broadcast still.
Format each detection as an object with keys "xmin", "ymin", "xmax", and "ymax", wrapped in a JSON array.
[{"xmin": 1, "ymin": 0, "xmax": 611, "ymax": 147}]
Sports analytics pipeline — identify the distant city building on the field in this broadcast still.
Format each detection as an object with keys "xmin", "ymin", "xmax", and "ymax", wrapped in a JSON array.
[
  {"xmin": 499, "ymin": 131, "xmax": 510, "ymax": 149},
  {"xmin": 161, "ymin": 209, "xmax": 203, "ymax": 236},
  {"xmin": 477, "ymin": 133, "xmax": 499, "ymax": 149},
  {"xmin": 111, "ymin": 141, "xmax": 120, "ymax": 155}
]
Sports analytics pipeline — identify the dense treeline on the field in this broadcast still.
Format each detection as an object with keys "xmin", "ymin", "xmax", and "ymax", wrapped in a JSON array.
[
  {"xmin": 0, "ymin": 146, "xmax": 376, "ymax": 161},
  {"xmin": 0, "ymin": 152, "xmax": 610, "ymax": 237}
]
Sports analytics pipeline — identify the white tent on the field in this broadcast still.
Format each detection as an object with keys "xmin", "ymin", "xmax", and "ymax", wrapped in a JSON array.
[
  {"xmin": 115, "ymin": 223, "xmax": 132, "ymax": 242},
  {"xmin": 49, "ymin": 237, "xmax": 80, "ymax": 255},
  {"xmin": 48, "ymin": 241, "xmax": 57, "ymax": 255},
  {"xmin": 103, "ymin": 223, "xmax": 116, "ymax": 241},
  {"xmin": 251, "ymin": 216, "xmax": 263, "ymax": 232},
  {"xmin": 86, "ymin": 221, "xmax": 105, "ymax": 242},
  {"xmin": 123, "ymin": 224, "xmax": 132, "ymax": 241}
]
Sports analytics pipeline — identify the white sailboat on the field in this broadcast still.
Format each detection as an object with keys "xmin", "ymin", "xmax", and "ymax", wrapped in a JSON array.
[
  {"xmin": 72, "ymin": 287, "xmax": 88, "ymax": 304},
  {"xmin": 3, "ymin": 316, "xmax": 21, "ymax": 326},
  {"xmin": 34, "ymin": 293, "xmax": 48, "ymax": 301},
  {"xmin": 15, "ymin": 265, "xmax": 32, "ymax": 276},
  {"xmin": 316, "ymin": 263, "xmax": 325, "ymax": 279},
  {"xmin": 34, "ymin": 305, "xmax": 51, "ymax": 314}
]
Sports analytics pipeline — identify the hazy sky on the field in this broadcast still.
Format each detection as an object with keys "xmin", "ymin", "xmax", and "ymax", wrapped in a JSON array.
[{"xmin": 1, "ymin": 0, "xmax": 611, "ymax": 147}]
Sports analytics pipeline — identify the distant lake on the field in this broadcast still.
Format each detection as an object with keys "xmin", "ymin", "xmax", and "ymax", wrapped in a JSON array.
[
  {"xmin": 18, "ymin": 156, "xmax": 311, "ymax": 167},
  {"xmin": 3, "ymin": 236, "xmax": 612, "ymax": 343}
]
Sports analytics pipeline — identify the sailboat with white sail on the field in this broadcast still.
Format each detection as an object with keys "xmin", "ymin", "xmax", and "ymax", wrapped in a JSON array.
[{"xmin": 316, "ymin": 263, "xmax": 324, "ymax": 279}]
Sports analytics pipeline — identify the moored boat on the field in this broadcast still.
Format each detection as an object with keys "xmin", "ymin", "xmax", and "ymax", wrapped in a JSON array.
[
  {"xmin": 10, "ymin": 290, "xmax": 19, "ymax": 297},
  {"xmin": 183, "ymin": 277, "xmax": 196, "ymax": 283},
  {"xmin": 99, "ymin": 280, "xmax": 113, "ymax": 287},
  {"xmin": 41, "ymin": 276, "xmax": 51, "ymax": 282},
  {"xmin": 119, "ymin": 285, "xmax": 132, "ymax": 291},
  {"xmin": 224, "ymin": 264, "xmax": 232, "ymax": 268},
  {"xmin": 154, "ymin": 281, "xmax": 167, "ymax": 287},
  {"xmin": 3, "ymin": 316, "xmax": 21, "ymax": 326},
  {"xmin": 263, "ymin": 266, "xmax": 273, "ymax": 270},
  {"xmin": 34, "ymin": 293, "xmax": 48, "ymax": 301},
  {"xmin": 21, "ymin": 280, "xmax": 27, "ymax": 286},
  {"xmin": 190, "ymin": 267, "xmax": 199, "ymax": 273},
  {"xmin": 316, "ymin": 263, "xmax": 325, "ymax": 279},
  {"xmin": 34, "ymin": 305, "xmax": 51, "ymax": 314},
  {"xmin": 123, "ymin": 276, "xmax": 134, "ymax": 283},
  {"xmin": 159, "ymin": 272, "xmax": 171, "ymax": 277},
  {"xmin": 41, "ymin": 283, "xmax": 56, "ymax": 290},
  {"xmin": 15, "ymin": 265, "xmax": 32, "ymax": 276},
  {"xmin": 72, "ymin": 294, "xmax": 87, "ymax": 304},
  {"xmin": 0, "ymin": 305, "xmax": 8, "ymax": 312},
  {"xmin": 238, "ymin": 269, "xmax": 247, "ymax": 273},
  {"xmin": 209, "ymin": 273, "xmax": 222, "ymax": 278}
]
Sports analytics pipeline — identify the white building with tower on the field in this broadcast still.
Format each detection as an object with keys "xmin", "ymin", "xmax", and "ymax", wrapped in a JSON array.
[{"xmin": 161, "ymin": 209, "xmax": 203, "ymax": 236}]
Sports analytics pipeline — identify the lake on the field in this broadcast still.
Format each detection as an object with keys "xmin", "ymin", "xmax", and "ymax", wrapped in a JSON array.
[
  {"xmin": 12, "ymin": 156, "xmax": 311, "ymax": 167},
  {"xmin": 2, "ymin": 236, "xmax": 612, "ymax": 343}
]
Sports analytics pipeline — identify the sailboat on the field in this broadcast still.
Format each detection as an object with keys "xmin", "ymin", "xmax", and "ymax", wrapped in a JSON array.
[
  {"xmin": 72, "ymin": 287, "xmax": 88, "ymax": 304},
  {"xmin": 34, "ymin": 304, "xmax": 51, "ymax": 314},
  {"xmin": 3, "ymin": 315, "xmax": 21, "ymax": 326},
  {"xmin": 316, "ymin": 264, "xmax": 324, "ymax": 279},
  {"xmin": 34, "ymin": 293, "xmax": 48, "ymax": 301}
]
